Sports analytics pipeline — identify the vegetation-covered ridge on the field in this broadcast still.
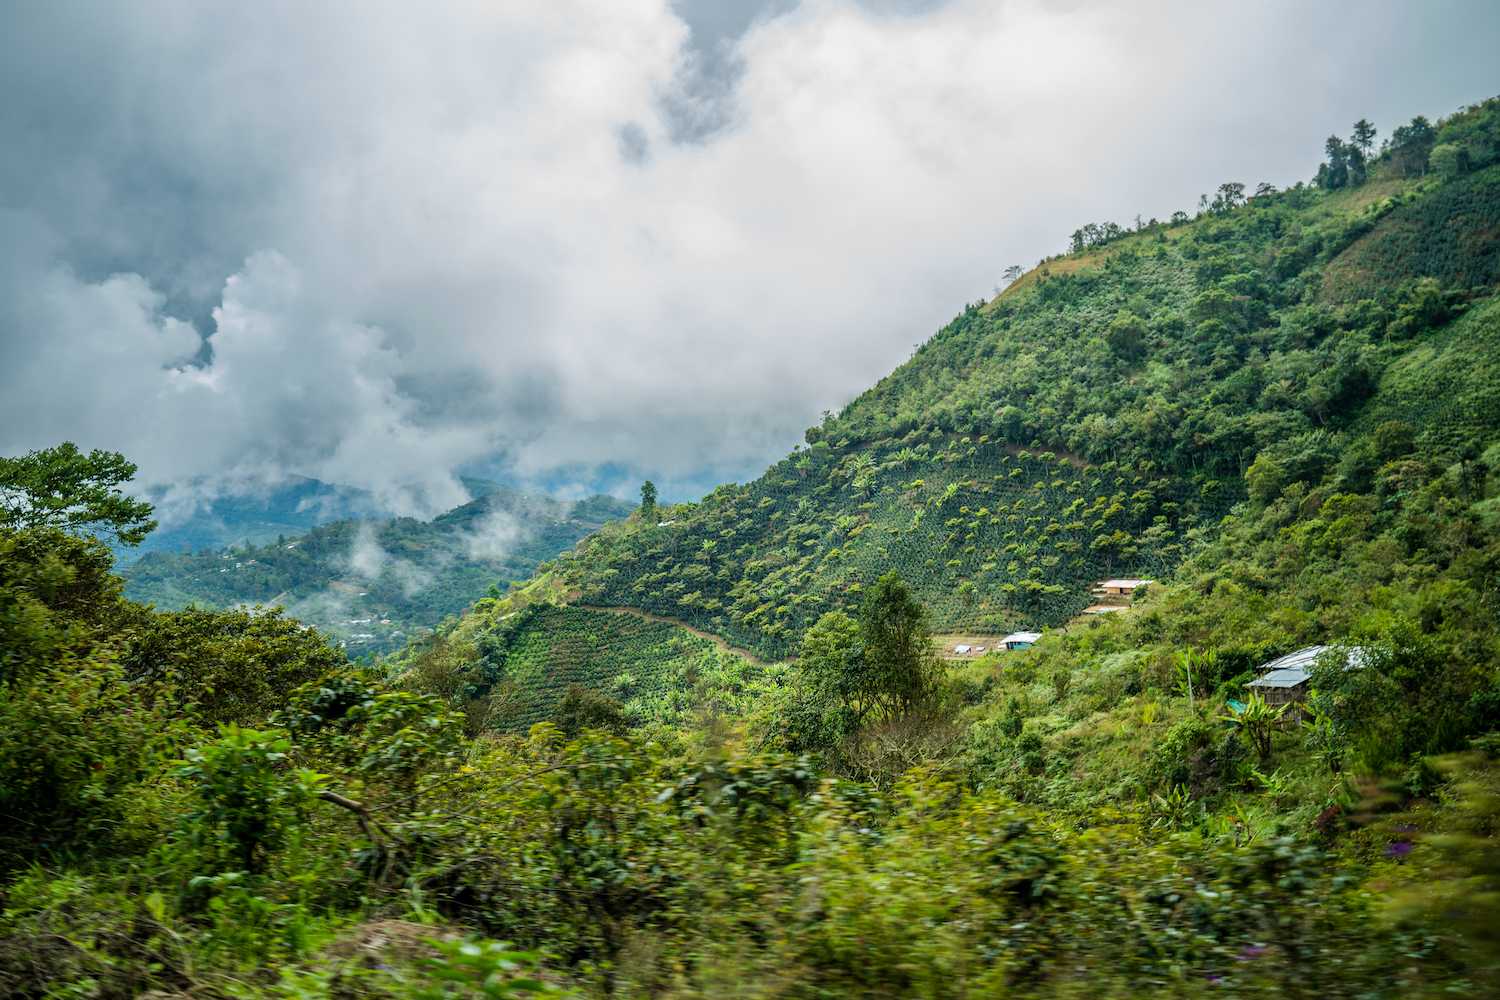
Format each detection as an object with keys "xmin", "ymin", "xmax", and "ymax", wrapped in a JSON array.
[
  {"xmin": 529, "ymin": 97, "xmax": 1500, "ymax": 660},
  {"xmin": 122, "ymin": 482, "xmax": 633, "ymax": 656}
]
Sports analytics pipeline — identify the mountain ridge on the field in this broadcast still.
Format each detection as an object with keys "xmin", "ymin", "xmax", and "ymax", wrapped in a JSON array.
[{"xmin": 486, "ymin": 96, "xmax": 1500, "ymax": 663}]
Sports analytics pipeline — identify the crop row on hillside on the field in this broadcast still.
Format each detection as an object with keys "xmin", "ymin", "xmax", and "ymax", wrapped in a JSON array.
[{"xmin": 467, "ymin": 604, "xmax": 787, "ymax": 731}]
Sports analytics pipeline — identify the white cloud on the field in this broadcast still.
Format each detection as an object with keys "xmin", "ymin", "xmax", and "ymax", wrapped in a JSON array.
[{"xmin": 0, "ymin": 0, "xmax": 1496, "ymax": 504}]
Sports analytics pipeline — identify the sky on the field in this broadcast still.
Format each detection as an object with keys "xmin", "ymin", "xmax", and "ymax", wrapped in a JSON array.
[{"xmin": 1, "ymin": 0, "xmax": 1496, "ymax": 516}]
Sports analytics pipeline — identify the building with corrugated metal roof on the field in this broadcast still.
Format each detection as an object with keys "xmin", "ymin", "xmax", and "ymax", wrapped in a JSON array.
[
  {"xmin": 1096, "ymin": 578, "xmax": 1153, "ymax": 595},
  {"xmin": 1001, "ymin": 631, "xmax": 1042, "ymax": 650},
  {"xmin": 1246, "ymin": 645, "xmax": 1369, "ymax": 716}
]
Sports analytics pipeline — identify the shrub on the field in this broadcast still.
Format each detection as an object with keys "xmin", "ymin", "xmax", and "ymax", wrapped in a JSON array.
[
  {"xmin": 551, "ymin": 685, "xmax": 629, "ymax": 738},
  {"xmin": 1149, "ymin": 717, "xmax": 1215, "ymax": 790}
]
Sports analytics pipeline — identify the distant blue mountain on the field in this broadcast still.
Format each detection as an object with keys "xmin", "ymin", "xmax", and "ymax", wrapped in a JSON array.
[
  {"xmin": 130, "ymin": 474, "xmax": 524, "ymax": 557},
  {"xmin": 128, "ymin": 477, "xmax": 389, "ymax": 556}
]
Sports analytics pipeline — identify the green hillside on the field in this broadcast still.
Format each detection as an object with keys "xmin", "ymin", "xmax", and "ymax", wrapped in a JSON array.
[
  {"xmin": 429, "ymin": 603, "xmax": 788, "ymax": 733},
  {"xmin": 509, "ymin": 99, "xmax": 1500, "ymax": 664},
  {"xmin": 122, "ymin": 483, "xmax": 632, "ymax": 655},
  {"xmin": 566, "ymin": 447, "xmax": 1228, "ymax": 661}
]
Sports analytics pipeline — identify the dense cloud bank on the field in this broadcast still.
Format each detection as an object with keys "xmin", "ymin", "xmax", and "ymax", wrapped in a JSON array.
[{"xmin": 1, "ymin": 0, "xmax": 1495, "ymax": 511}]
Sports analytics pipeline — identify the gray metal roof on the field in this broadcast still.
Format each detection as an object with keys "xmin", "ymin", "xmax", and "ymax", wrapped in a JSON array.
[
  {"xmin": 1002, "ymin": 631, "xmax": 1042, "ymax": 644},
  {"xmin": 1247, "ymin": 645, "xmax": 1369, "ymax": 689},
  {"xmin": 1247, "ymin": 666, "xmax": 1311, "ymax": 689}
]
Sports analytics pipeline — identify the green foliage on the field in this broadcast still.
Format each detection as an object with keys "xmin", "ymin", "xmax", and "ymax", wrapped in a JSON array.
[
  {"xmin": 1105, "ymin": 310, "xmax": 1148, "ymax": 360},
  {"xmin": 0, "ymin": 526, "xmax": 183, "ymax": 862},
  {"xmin": 430, "ymin": 603, "xmax": 782, "ymax": 733},
  {"xmin": 770, "ymin": 574, "xmax": 955, "ymax": 781},
  {"xmin": 121, "ymin": 604, "xmax": 348, "ymax": 725},
  {"xmin": 173, "ymin": 726, "xmax": 324, "ymax": 874},
  {"xmin": 1309, "ymin": 621, "xmax": 1481, "ymax": 769},
  {"xmin": 638, "ymin": 480, "xmax": 658, "ymax": 521},
  {"xmin": 1218, "ymin": 690, "xmax": 1285, "ymax": 759},
  {"xmin": 856, "ymin": 570, "xmax": 946, "ymax": 717},
  {"xmin": 0, "ymin": 441, "xmax": 157, "ymax": 546},
  {"xmin": 551, "ymin": 684, "xmax": 628, "ymax": 738},
  {"xmin": 0, "ymin": 526, "xmax": 122, "ymax": 685},
  {"xmin": 1150, "ymin": 717, "xmax": 1216, "ymax": 791},
  {"xmin": 274, "ymin": 670, "xmax": 467, "ymax": 780},
  {"xmin": 0, "ymin": 649, "xmax": 181, "ymax": 862},
  {"xmin": 416, "ymin": 938, "xmax": 571, "ymax": 998}
]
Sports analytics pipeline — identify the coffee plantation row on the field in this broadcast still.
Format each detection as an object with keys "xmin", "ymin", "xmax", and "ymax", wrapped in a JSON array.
[
  {"xmin": 556, "ymin": 440, "xmax": 1233, "ymax": 660},
  {"xmin": 468, "ymin": 604, "xmax": 788, "ymax": 731}
]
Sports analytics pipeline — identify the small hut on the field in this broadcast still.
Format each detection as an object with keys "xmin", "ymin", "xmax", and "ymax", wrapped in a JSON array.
[
  {"xmin": 1097, "ymin": 578, "xmax": 1153, "ymax": 596},
  {"xmin": 1001, "ymin": 631, "xmax": 1042, "ymax": 651},
  {"xmin": 1246, "ymin": 645, "xmax": 1367, "ymax": 718}
]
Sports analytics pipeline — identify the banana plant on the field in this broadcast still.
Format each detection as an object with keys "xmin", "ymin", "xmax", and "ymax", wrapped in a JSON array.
[
  {"xmin": 1218, "ymin": 689, "xmax": 1286, "ymax": 760},
  {"xmin": 1149, "ymin": 783, "xmax": 1197, "ymax": 831}
]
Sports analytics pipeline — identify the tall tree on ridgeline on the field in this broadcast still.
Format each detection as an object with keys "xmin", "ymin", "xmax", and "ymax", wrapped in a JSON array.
[{"xmin": 639, "ymin": 480, "xmax": 659, "ymax": 523}]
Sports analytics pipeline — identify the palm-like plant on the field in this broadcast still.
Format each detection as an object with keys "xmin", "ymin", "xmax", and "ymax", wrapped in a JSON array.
[{"xmin": 1219, "ymin": 689, "xmax": 1286, "ymax": 760}]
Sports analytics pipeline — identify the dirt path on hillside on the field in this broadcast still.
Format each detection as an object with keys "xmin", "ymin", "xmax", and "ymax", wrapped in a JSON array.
[{"xmin": 590, "ymin": 606, "xmax": 784, "ymax": 666}]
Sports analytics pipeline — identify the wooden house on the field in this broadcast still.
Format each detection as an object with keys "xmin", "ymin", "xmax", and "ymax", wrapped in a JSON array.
[{"xmin": 1246, "ymin": 645, "xmax": 1367, "ymax": 718}]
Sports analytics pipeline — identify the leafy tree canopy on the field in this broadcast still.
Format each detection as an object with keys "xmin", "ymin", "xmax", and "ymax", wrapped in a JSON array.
[
  {"xmin": 796, "ymin": 571, "xmax": 946, "ymax": 731},
  {"xmin": 0, "ymin": 442, "xmax": 157, "ymax": 546},
  {"xmin": 551, "ymin": 683, "xmax": 629, "ymax": 738},
  {"xmin": 119, "ymin": 605, "xmax": 347, "ymax": 726}
]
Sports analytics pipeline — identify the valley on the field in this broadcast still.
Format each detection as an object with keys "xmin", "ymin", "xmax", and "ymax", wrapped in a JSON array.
[{"xmin": 120, "ymin": 479, "xmax": 633, "ymax": 655}]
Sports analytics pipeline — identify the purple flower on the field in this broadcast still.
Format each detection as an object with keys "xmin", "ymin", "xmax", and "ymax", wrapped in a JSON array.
[{"xmin": 1385, "ymin": 841, "xmax": 1413, "ymax": 858}]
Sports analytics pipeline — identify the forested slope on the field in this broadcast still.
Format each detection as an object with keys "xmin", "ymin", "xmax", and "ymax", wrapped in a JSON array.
[{"xmin": 522, "ymin": 98, "xmax": 1500, "ymax": 662}]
